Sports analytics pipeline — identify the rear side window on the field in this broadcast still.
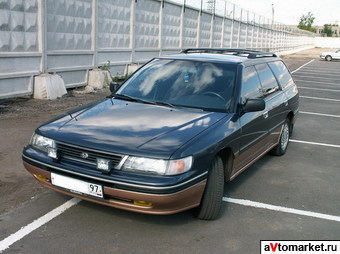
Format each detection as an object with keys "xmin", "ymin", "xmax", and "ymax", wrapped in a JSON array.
[
  {"xmin": 268, "ymin": 61, "xmax": 294, "ymax": 89},
  {"xmin": 241, "ymin": 66, "xmax": 263, "ymax": 104},
  {"xmin": 255, "ymin": 64, "xmax": 279, "ymax": 96}
]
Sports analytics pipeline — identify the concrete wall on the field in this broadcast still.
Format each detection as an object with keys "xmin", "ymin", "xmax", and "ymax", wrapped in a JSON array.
[
  {"xmin": 0, "ymin": 0, "xmax": 315, "ymax": 99},
  {"xmin": 315, "ymin": 37, "xmax": 340, "ymax": 48}
]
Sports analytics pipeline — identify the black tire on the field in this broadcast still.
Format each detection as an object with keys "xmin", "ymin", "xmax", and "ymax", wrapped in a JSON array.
[
  {"xmin": 195, "ymin": 156, "xmax": 224, "ymax": 220},
  {"xmin": 271, "ymin": 120, "xmax": 290, "ymax": 156},
  {"xmin": 325, "ymin": 55, "xmax": 332, "ymax": 61}
]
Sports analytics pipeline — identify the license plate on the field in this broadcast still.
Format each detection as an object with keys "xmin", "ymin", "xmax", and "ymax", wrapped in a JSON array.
[{"xmin": 51, "ymin": 173, "xmax": 103, "ymax": 198}]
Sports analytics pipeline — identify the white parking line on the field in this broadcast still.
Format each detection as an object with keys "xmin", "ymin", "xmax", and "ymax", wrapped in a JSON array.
[
  {"xmin": 295, "ymin": 80, "xmax": 339, "ymax": 86},
  {"xmin": 300, "ymin": 67, "xmax": 340, "ymax": 72},
  {"xmin": 0, "ymin": 198, "xmax": 81, "ymax": 253},
  {"xmin": 290, "ymin": 139, "xmax": 340, "ymax": 148},
  {"xmin": 296, "ymin": 70, "xmax": 340, "ymax": 76},
  {"xmin": 299, "ymin": 96, "xmax": 340, "ymax": 102},
  {"xmin": 293, "ymin": 75, "xmax": 339, "ymax": 81},
  {"xmin": 300, "ymin": 111, "xmax": 340, "ymax": 118},
  {"xmin": 298, "ymin": 86, "xmax": 340, "ymax": 92},
  {"xmin": 291, "ymin": 60, "xmax": 314, "ymax": 73},
  {"xmin": 223, "ymin": 197, "xmax": 340, "ymax": 222}
]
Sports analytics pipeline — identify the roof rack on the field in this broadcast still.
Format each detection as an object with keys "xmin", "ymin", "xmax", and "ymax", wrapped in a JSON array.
[{"xmin": 181, "ymin": 48, "xmax": 277, "ymax": 59}]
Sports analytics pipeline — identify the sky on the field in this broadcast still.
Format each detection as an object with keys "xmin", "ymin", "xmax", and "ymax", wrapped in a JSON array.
[{"xmin": 220, "ymin": 0, "xmax": 340, "ymax": 26}]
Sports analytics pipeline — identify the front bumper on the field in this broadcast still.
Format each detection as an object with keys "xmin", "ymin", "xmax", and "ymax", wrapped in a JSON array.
[{"xmin": 23, "ymin": 160, "xmax": 207, "ymax": 215}]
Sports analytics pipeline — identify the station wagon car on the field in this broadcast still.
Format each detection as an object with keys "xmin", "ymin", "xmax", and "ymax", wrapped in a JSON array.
[
  {"xmin": 320, "ymin": 49, "xmax": 340, "ymax": 61},
  {"xmin": 23, "ymin": 48, "xmax": 299, "ymax": 220}
]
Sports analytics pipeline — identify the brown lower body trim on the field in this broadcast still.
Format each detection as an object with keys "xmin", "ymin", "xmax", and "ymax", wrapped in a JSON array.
[
  {"xmin": 231, "ymin": 125, "xmax": 282, "ymax": 180},
  {"xmin": 23, "ymin": 161, "xmax": 206, "ymax": 215}
]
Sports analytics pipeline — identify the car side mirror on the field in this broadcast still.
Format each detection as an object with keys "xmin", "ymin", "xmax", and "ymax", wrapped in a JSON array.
[
  {"xmin": 109, "ymin": 82, "xmax": 121, "ymax": 93},
  {"xmin": 243, "ymin": 98, "xmax": 265, "ymax": 113}
]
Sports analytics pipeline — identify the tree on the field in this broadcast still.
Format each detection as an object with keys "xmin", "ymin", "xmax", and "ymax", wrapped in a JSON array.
[
  {"xmin": 323, "ymin": 24, "xmax": 333, "ymax": 37},
  {"xmin": 298, "ymin": 12, "xmax": 316, "ymax": 32}
]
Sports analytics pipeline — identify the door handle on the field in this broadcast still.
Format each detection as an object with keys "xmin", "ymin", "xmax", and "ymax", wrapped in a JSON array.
[{"xmin": 263, "ymin": 111, "xmax": 269, "ymax": 119}]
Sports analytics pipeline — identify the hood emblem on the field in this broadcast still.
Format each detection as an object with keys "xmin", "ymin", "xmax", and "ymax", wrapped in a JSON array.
[{"xmin": 80, "ymin": 152, "xmax": 89, "ymax": 159}]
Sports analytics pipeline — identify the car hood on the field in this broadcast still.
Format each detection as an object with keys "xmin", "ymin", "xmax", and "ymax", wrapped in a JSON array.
[
  {"xmin": 38, "ymin": 98, "xmax": 227, "ymax": 158},
  {"xmin": 321, "ymin": 52, "xmax": 335, "ymax": 55}
]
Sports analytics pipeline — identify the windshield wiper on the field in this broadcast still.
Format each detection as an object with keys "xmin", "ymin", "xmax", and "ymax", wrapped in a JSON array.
[
  {"xmin": 153, "ymin": 101, "xmax": 175, "ymax": 108},
  {"xmin": 109, "ymin": 93, "xmax": 135, "ymax": 101},
  {"xmin": 156, "ymin": 102, "xmax": 204, "ymax": 111},
  {"xmin": 111, "ymin": 94, "xmax": 156, "ymax": 105}
]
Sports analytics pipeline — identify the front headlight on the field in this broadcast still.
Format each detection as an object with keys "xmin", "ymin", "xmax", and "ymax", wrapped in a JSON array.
[
  {"xmin": 30, "ymin": 133, "xmax": 56, "ymax": 153},
  {"xmin": 121, "ymin": 156, "xmax": 193, "ymax": 175}
]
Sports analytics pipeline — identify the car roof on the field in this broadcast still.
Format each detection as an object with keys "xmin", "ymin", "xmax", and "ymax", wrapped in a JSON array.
[{"xmin": 158, "ymin": 48, "xmax": 281, "ymax": 65}]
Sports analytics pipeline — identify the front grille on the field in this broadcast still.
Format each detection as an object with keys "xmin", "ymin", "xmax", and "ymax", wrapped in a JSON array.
[{"xmin": 57, "ymin": 142, "xmax": 123, "ymax": 168}]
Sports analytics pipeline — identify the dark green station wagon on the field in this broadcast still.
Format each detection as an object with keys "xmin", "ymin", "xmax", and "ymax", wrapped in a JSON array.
[{"xmin": 23, "ymin": 48, "xmax": 299, "ymax": 220}]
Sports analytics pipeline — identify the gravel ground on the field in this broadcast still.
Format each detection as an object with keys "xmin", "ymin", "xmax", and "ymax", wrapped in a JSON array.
[{"xmin": 0, "ymin": 47, "xmax": 332, "ymax": 215}]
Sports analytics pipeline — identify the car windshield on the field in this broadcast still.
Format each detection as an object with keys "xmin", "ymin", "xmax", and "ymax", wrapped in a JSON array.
[{"xmin": 116, "ymin": 59, "xmax": 237, "ymax": 112}]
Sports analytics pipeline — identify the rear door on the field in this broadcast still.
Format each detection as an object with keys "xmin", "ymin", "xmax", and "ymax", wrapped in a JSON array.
[
  {"xmin": 268, "ymin": 60, "xmax": 299, "ymax": 123},
  {"xmin": 255, "ymin": 63, "xmax": 287, "ymax": 146}
]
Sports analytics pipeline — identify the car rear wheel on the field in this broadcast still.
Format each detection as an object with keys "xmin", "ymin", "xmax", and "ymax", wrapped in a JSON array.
[
  {"xmin": 325, "ymin": 55, "xmax": 332, "ymax": 61},
  {"xmin": 271, "ymin": 120, "xmax": 290, "ymax": 156},
  {"xmin": 195, "ymin": 156, "xmax": 224, "ymax": 220}
]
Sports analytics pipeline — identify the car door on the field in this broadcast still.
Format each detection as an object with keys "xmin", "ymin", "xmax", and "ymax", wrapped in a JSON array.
[
  {"xmin": 334, "ymin": 49, "xmax": 340, "ymax": 60},
  {"xmin": 232, "ymin": 66, "xmax": 270, "ymax": 176},
  {"xmin": 255, "ymin": 63, "xmax": 287, "ymax": 147}
]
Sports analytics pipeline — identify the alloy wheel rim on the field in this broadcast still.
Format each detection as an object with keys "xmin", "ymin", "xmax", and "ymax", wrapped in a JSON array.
[{"xmin": 281, "ymin": 123, "xmax": 289, "ymax": 151}]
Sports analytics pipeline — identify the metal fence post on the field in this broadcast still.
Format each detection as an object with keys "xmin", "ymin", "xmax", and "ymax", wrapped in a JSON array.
[
  {"xmin": 130, "ymin": 0, "xmax": 136, "ymax": 63},
  {"xmin": 261, "ymin": 17, "xmax": 264, "ymax": 50},
  {"xmin": 92, "ymin": 0, "xmax": 98, "ymax": 68},
  {"xmin": 197, "ymin": 0, "xmax": 203, "ymax": 47},
  {"xmin": 38, "ymin": 0, "xmax": 46, "ymax": 73},
  {"xmin": 237, "ymin": 9, "xmax": 242, "ymax": 48},
  {"xmin": 267, "ymin": 23, "xmax": 270, "ymax": 50},
  {"xmin": 271, "ymin": 22, "xmax": 275, "ymax": 51},
  {"xmin": 229, "ymin": 4, "xmax": 235, "ymax": 48},
  {"xmin": 245, "ymin": 10, "xmax": 249, "ymax": 48},
  {"xmin": 250, "ymin": 13, "xmax": 255, "ymax": 49},
  {"xmin": 179, "ymin": 1, "xmax": 185, "ymax": 50},
  {"xmin": 159, "ymin": 0, "xmax": 164, "ymax": 55},
  {"xmin": 279, "ymin": 24, "xmax": 282, "ymax": 51},
  {"xmin": 256, "ymin": 15, "xmax": 260, "ymax": 50},
  {"xmin": 282, "ymin": 25, "xmax": 286, "ymax": 50},
  {"xmin": 220, "ymin": 0, "xmax": 226, "ymax": 48},
  {"xmin": 210, "ymin": 10, "xmax": 215, "ymax": 47}
]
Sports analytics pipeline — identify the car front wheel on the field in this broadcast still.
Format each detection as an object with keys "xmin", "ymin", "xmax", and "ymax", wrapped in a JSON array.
[
  {"xmin": 325, "ymin": 55, "xmax": 332, "ymax": 61},
  {"xmin": 195, "ymin": 156, "xmax": 224, "ymax": 220}
]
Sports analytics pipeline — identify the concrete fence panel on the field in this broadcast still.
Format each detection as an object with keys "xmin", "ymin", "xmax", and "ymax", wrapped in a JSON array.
[
  {"xmin": 0, "ymin": 0, "xmax": 39, "ymax": 98},
  {"xmin": 315, "ymin": 37, "xmax": 340, "ymax": 48},
  {"xmin": 0, "ymin": 0, "xmax": 316, "ymax": 99}
]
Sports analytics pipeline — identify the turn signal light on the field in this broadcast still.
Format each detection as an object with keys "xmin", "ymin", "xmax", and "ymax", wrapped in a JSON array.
[
  {"xmin": 133, "ymin": 200, "xmax": 153, "ymax": 207},
  {"xmin": 34, "ymin": 174, "xmax": 49, "ymax": 182}
]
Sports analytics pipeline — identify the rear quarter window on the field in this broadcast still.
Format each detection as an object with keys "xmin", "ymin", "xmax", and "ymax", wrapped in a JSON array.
[{"xmin": 268, "ymin": 61, "xmax": 294, "ymax": 90}]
